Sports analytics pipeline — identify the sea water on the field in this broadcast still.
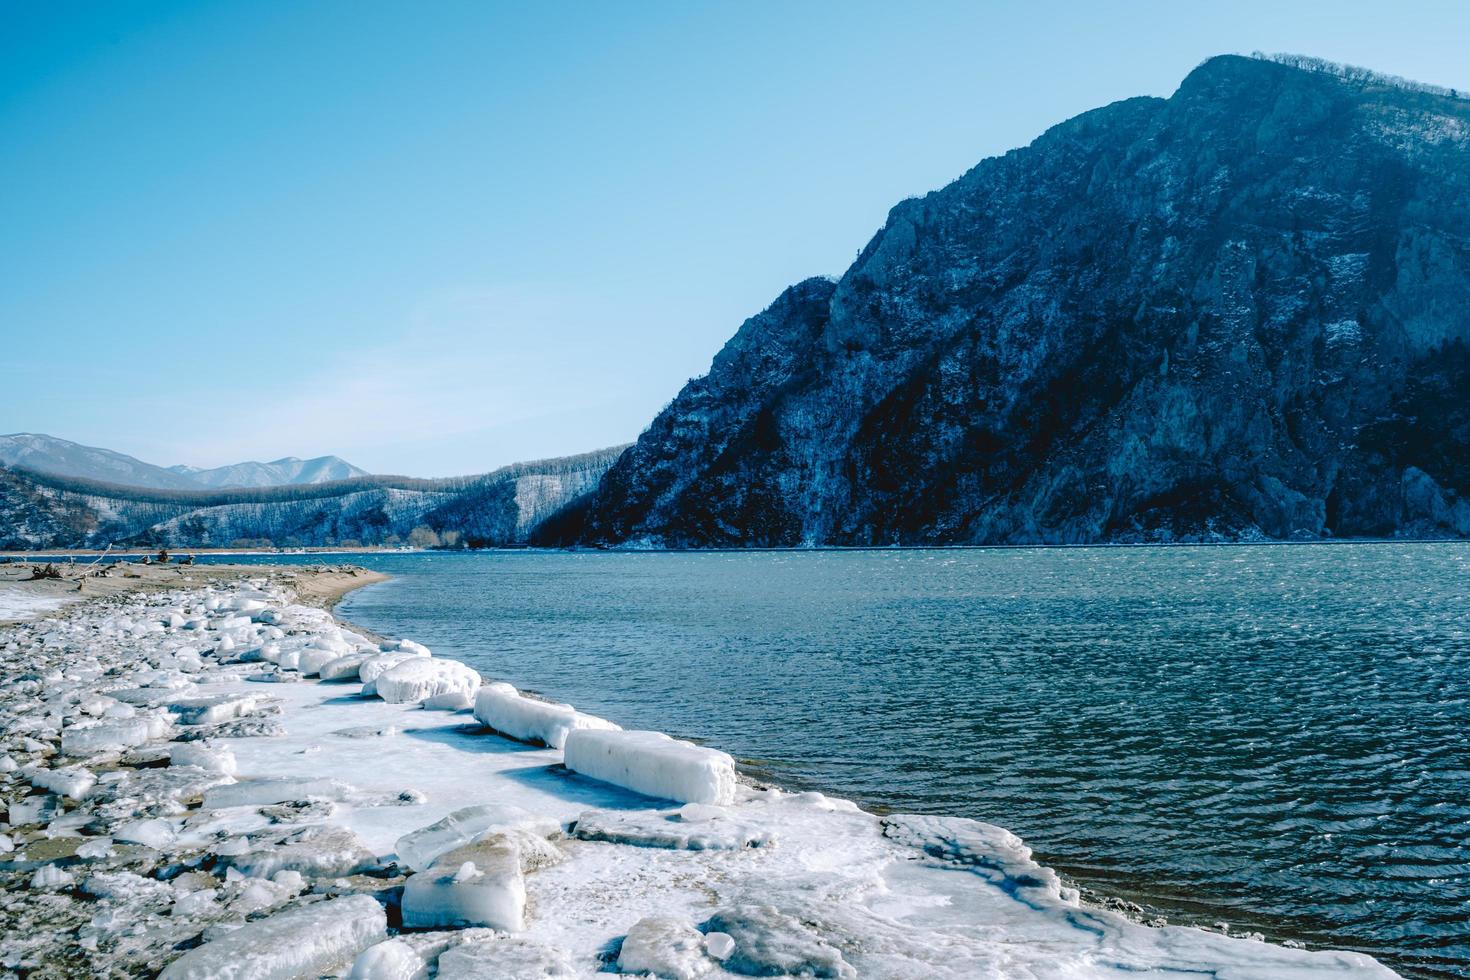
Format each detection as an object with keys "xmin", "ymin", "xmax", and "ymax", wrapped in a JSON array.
[{"xmin": 193, "ymin": 543, "xmax": 1470, "ymax": 977}]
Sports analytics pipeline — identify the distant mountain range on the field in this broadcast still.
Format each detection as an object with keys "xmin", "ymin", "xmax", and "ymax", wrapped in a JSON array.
[
  {"xmin": 166, "ymin": 456, "xmax": 368, "ymax": 489},
  {"xmin": 0, "ymin": 434, "xmax": 366, "ymax": 491},
  {"xmin": 551, "ymin": 54, "xmax": 1470, "ymax": 547}
]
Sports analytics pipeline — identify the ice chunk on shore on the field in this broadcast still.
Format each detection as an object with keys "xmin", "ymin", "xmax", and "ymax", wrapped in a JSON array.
[
  {"xmin": 705, "ymin": 906, "xmax": 854, "ymax": 979},
  {"xmin": 114, "ymin": 818, "xmax": 178, "ymax": 849},
  {"xmin": 564, "ymin": 729, "xmax": 737, "ymax": 805},
  {"xmin": 434, "ymin": 938, "xmax": 575, "ymax": 979},
  {"xmin": 25, "ymin": 764, "xmax": 96, "ymax": 800},
  {"xmin": 705, "ymin": 933, "xmax": 734, "ymax": 960},
  {"xmin": 618, "ymin": 916, "xmax": 712, "ymax": 980},
  {"xmin": 169, "ymin": 740, "xmax": 237, "ymax": 775},
  {"xmin": 471, "ymin": 685, "xmax": 619, "ymax": 749},
  {"xmin": 298, "ymin": 647, "xmax": 348, "ymax": 677},
  {"xmin": 881, "ymin": 813, "xmax": 1070, "ymax": 902},
  {"xmin": 31, "ymin": 864, "xmax": 75, "ymax": 890},
  {"xmin": 349, "ymin": 939, "xmax": 426, "ymax": 980},
  {"xmin": 8, "ymin": 794, "xmax": 59, "ymax": 826},
  {"xmin": 421, "ymin": 690, "xmax": 473, "ymax": 711},
  {"xmin": 573, "ymin": 805, "xmax": 771, "ymax": 850},
  {"xmin": 400, "ymin": 837, "xmax": 526, "ymax": 930},
  {"xmin": 319, "ymin": 653, "xmax": 370, "ymax": 681},
  {"xmin": 159, "ymin": 893, "xmax": 386, "ymax": 979},
  {"xmin": 395, "ymin": 803, "xmax": 561, "ymax": 871},
  {"xmin": 165, "ymin": 693, "xmax": 262, "ymax": 726},
  {"xmin": 357, "ymin": 650, "xmax": 426, "ymax": 684},
  {"xmin": 60, "ymin": 717, "xmax": 151, "ymax": 755},
  {"xmin": 228, "ymin": 825, "xmax": 379, "ymax": 879},
  {"xmin": 375, "ymin": 658, "xmax": 481, "ymax": 705},
  {"xmin": 203, "ymin": 776, "xmax": 354, "ymax": 809}
]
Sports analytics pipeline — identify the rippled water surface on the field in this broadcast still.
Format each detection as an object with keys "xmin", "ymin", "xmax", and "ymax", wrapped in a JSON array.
[{"xmin": 212, "ymin": 544, "xmax": 1470, "ymax": 976}]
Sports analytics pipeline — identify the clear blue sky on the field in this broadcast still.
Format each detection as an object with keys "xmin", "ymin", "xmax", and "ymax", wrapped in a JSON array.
[{"xmin": 4, "ymin": 1, "xmax": 1468, "ymax": 476}]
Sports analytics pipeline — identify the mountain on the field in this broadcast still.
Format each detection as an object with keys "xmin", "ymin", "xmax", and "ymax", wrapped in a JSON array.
[
  {"xmin": 0, "ymin": 433, "xmax": 368, "ymax": 490},
  {"xmin": 0, "ymin": 434, "xmax": 200, "ymax": 491},
  {"xmin": 167, "ymin": 455, "xmax": 368, "ymax": 488},
  {"xmin": 0, "ymin": 447, "xmax": 625, "ymax": 550},
  {"xmin": 556, "ymin": 54, "xmax": 1470, "ymax": 547}
]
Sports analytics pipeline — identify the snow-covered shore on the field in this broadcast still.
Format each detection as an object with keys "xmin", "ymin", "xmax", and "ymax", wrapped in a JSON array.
[{"xmin": 0, "ymin": 569, "xmax": 1398, "ymax": 978}]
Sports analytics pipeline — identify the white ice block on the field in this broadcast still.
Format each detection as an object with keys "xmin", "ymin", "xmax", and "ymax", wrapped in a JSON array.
[
  {"xmin": 159, "ymin": 893, "xmax": 386, "ymax": 979},
  {"xmin": 434, "ymin": 939, "xmax": 574, "ymax": 979},
  {"xmin": 25, "ymin": 765, "xmax": 96, "ymax": 800},
  {"xmin": 471, "ymin": 685, "xmax": 619, "ymax": 749},
  {"xmin": 164, "ymin": 693, "xmax": 260, "ymax": 726},
  {"xmin": 60, "ymin": 717, "xmax": 152, "ymax": 756},
  {"xmin": 358, "ymin": 648, "xmax": 429, "ymax": 683},
  {"xmin": 618, "ymin": 916, "xmax": 712, "ymax": 980},
  {"xmin": 169, "ymin": 741, "xmax": 238, "ymax": 775},
  {"xmin": 563, "ymin": 729, "xmax": 737, "ymax": 805},
  {"xmin": 298, "ymin": 648, "xmax": 344, "ymax": 677},
  {"xmin": 374, "ymin": 658, "xmax": 481, "ymax": 705},
  {"xmin": 395, "ymin": 803, "xmax": 561, "ymax": 871},
  {"xmin": 319, "ymin": 653, "xmax": 370, "ymax": 681},
  {"xmin": 399, "ymin": 837, "xmax": 525, "ymax": 931},
  {"xmin": 347, "ymin": 939, "xmax": 425, "ymax": 980},
  {"xmin": 202, "ymin": 776, "xmax": 354, "ymax": 809}
]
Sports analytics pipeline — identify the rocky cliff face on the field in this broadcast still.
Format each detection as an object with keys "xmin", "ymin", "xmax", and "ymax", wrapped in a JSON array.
[{"xmin": 567, "ymin": 55, "xmax": 1470, "ymax": 546}]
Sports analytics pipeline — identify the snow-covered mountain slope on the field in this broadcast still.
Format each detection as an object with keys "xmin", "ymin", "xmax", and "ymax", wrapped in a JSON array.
[
  {"xmin": 168, "ymin": 455, "xmax": 369, "ymax": 488},
  {"xmin": 0, "ymin": 446, "xmax": 627, "ymax": 550},
  {"xmin": 0, "ymin": 433, "xmax": 200, "ymax": 491}
]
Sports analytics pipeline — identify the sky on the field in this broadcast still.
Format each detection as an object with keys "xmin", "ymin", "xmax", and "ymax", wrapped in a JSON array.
[{"xmin": 4, "ymin": 1, "xmax": 1469, "ymax": 477}]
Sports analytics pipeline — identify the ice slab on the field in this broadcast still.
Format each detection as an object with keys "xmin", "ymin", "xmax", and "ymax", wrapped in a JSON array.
[
  {"xmin": 471, "ymin": 685, "xmax": 619, "ymax": 749},
  {"xmin": 226, "ymin": 825, "xmax": 380, "ymax": 879},
  {"xmin": 705, "ymin": 906, "xmax": 855, "ymax": 979},
  {"xmin": 434, "ymin": 938, "xmax": 576, "ymax": 979},
  {"xmin": 881, "ymin": 813, "xmax": 1070, "ymax": 902},
  {"xmin": 319, "ymin": 653, "xmax": 371, "ymax": 681},
  {"xmin": 374, "ymin": 658, "xmax": 481, "ymax": 705},
  {"xmin": 202, "ymin": 776, "xmax": 354, "ymax": 809},
  {"xmin": 563, "ymin": 729, "xmax": 737, "ymax": 805},
  {"xmin": 298, "ymin": 647, "xmax": 347, "ymax": 677},
  {"xmin": 0, "ymin": 588, "xmax": 74, "ymax": 622},
  {"xmin": 573, "ymin": 805, "xmax": 772, "ymax": 851},
  {"xmin": 168, "ymin": 741, "xmax": 238, "ymax": 775},
  {"xmin": 60, "ymin": 717, "xmax": 151, "ymax": 756},
  {"xmin": 158, "ymin": 893, "xmax": 386, "ymax": 979},
  {"xmin": 25, "ymin": 764, "xmax": 96, "ymax": 800},
  {"xmin": 421, "ymin": 690, "xmax": 473, "ymax": 711},
  {"xmin": 618, "ymin": 916, "xmax": 713, "ymax": 980},
  {"xmin": 395, "ymin": 803, "xmax": 561, "ymax": 872},
  {"xmin": 348, "ymin": 938, "xmax": 427, "ymax": 980},
  {"xmin": 114, "ymin": 818, "xmax": 178, "ymax": 849},
  {"xmin": 400, "ymin": 836, "xmax": 526, "ymax": 931},
  {"xmin": 357, "ymin": 650, "xmax": 426, "ymax": 684},
  {"xmin": 165, "ymin": 693, "xmax": 263, "ymax": 726}
]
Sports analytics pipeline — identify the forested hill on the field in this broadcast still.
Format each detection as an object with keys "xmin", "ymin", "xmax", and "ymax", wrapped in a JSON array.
[
  {"xmin": 0, "ymin": 447, "xmax": 626, "ymax": 550},
  {"xmin": 556, "ymin": 54, "xmax": 1470, "ymax": 547}
]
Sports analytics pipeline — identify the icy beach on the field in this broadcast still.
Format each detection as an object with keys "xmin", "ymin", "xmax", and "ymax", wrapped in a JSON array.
[{"xmin": 0, "ymin": 565, "xmax": 1399, "ymax": 978}]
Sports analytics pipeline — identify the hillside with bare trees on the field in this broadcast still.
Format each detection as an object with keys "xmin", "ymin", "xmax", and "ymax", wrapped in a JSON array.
[{"xmin": 0, "ymin": 446, "xmax": 626, "ymax": 550}]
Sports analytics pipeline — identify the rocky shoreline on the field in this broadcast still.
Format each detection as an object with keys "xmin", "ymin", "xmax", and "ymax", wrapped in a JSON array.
[{"xmin": 0, "ymin": 564, "xmax": 1398, "ymax": 978}]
